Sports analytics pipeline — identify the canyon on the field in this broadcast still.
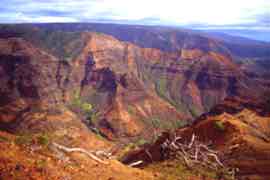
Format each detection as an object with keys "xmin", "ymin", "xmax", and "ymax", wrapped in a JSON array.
[{"xmin": 0, "ymin": 23, "xmax": 270, "ymax": 179}]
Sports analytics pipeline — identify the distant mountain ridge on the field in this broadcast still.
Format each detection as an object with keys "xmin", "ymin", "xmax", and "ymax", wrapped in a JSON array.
[{"xmin": 205, "ymin": 29, "xmax": 270, "ymax": 42}]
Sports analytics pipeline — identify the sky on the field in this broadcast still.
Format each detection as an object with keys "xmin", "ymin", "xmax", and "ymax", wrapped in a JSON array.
[{"xmin": 0, "ymin": 0, "xmax": 269, "ymax": 30}]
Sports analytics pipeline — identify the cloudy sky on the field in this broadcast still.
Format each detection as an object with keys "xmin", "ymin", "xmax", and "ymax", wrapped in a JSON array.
[{"xmin": 0, "ymin": 0, "xmax": 269, "ymax": 29}]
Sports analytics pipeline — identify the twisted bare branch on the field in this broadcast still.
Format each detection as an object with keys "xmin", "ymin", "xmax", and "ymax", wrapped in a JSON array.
[
  {"xmin": 52, "ymin": 142, "xmax": 109, "ymax": 165},
  {"xmin": 161, "ymin": 133, "xmax": 225, "ymax": 170}
]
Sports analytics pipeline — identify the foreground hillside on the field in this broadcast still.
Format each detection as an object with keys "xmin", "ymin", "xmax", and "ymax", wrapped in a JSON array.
[
  {"xmin": 0, "ymin": 131, "xmax": 154, "ymax": 179},
  {"xmin": 1, "ymin": 97, "xmax": 270, "ymax": 179},
  {"xmin": 123, "ymin": 97, "xmax": 270, "ymax": 179}
]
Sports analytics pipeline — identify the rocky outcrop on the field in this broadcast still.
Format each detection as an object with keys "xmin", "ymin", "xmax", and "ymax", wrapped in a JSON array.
[{"xmin": 0, "ymin": 27, "xmax": 268, "ymax": 141}]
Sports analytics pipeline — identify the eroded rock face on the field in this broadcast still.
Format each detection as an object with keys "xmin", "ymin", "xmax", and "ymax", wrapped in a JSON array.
[
  {"xmin": 78, "ymin": 32, "xmax": 239, "ymax": 117},
  {"xmin": 0, "ymin": 30, "xmax": 268, "ymax": 140},
  {"xmin": 0, "ymin": 38, "xmax": 59, "ymax": 105},
  {"xmin": 0, "ymin": 35, "xmax": 184, "ymax": 139},
  {"xmin": 0, "ymin": 40, "xmax": 69, "ymax": 135}
]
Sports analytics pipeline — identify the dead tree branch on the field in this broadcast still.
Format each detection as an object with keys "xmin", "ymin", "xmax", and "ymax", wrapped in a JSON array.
[
  {"xmin": 52, "ymin": 142, "xmax": 109, "ymax": 164},
  {"xmin": 161, "ymin": 133, "xmax": 225, "ymax": 170},
  {"xmin": 128, "ymin": 160, "xmax": 144, "ymax": 167}
]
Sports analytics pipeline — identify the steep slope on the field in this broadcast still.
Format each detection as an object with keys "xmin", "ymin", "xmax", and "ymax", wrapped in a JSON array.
[
  {"xmin": 122, "ymin": 97, "xmax": 270, "ymax": 179},
  {"xmin": 0, "ymin": 33, "xmax": 186, "ymax": 142},
  {"xmin": 29, "ymin": 23, "xmax": 270, "ymax": 80},
  {"xmin": 175, "ymin": 98, "xmax": 270, "ymax": 179},
  {"xmin": 0, "ymin": 36, "xmax": 112, "ymax": 153},
  {"xmin": 0, "ymin": 130, "xmax": 154, "ymax": 180},
  {"xmin": 0, "ymin": 38, "xmax": 155, "ymax": 180},
  {"xmin": 0, "ymin": 23, "xmax": 270, "ymax": 179},
  {"xmin": 197, "ymin": 30, "xmax": 270, "ymax": 80},
  {"xmin": 59, "ymin": 32, "xmax": 187, "ymax": 139},
  {"xmin": 1, "ymin": 25, "xmax": 268, "ymax": 140},
  {"xmin": 83, "ymin": 31, "xmax": 265, "ymax": 116},
  {"xmin": 69, "ymin": 31, "xmax": 266, "ymax": 139}
]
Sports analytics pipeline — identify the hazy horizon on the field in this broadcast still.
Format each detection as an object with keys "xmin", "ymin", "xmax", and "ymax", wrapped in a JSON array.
[{"xmin": 1, "ymin": 0, "xmax": 269, "ymax": 42}]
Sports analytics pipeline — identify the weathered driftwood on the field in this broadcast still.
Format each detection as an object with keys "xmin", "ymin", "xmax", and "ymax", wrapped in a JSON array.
[{"xmin": 52, "ymin": 142, "xmax": 109, "ymax": 164}]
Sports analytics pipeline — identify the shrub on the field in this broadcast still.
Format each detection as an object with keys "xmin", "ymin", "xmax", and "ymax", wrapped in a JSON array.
[
  {"xmin": 151, "ymin": 117, "xmax": 162, "ymax": 129},
  {"xmin": 214, "ymin": 121, "xmax": 226, "ymax": 131},
  {"xmin": 127, "ymin": 105, "xmax": 135, "ymax": 114},
  {"xmin": 70, "ymin": 90, "xmax": 96, "ymax": 125},
  {"xmin": 136, "ymin": 138, "xmax": 148, "ymax": 146},
  {"xmin": 118, "ymin": 143, "xmax": 137, "ymax": 161},
  {"xmin": 156, "ymin": 77, "xmax": 167, "ymax": 97},
  {"xmin": 145, "ymin": 117, "xmax": 188, "ymax": 134},
  {"xmin": 173, "ymin": 120, "xmax": 188, "ymax": 129},
  {"xmin": 36, "ymin": 159, "xmax": 47, "ymax": 169},
  {"xmin": 81, "ymin": 103, "xmax": 92, "ymax": 112},
  {"xmin": 37, "ymin": 134, "xmax": 50, "ymax": 146}
]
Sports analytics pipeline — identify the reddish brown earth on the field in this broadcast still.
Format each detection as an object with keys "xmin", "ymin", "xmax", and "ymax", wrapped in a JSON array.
[
  {"xmin": 0, "ymin": 131, "xmax": 154, "ymax": 180},
  {"xmin": 66, "ymin": 32, "xmax": 268, "ymax": 140},
  {"xmin": 0, "ymin": 24, "xmax": 270, "ymax": 179},
  {"xmin": 122, "ymin": 97, "xmax": 270, "ymax": 179},
  {"xmin": 1, "ymin": 31, "xmax": 257, "ymax": 140}
]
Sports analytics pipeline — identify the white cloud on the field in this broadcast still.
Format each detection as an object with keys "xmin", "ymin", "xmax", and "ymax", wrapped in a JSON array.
[
  {"xmin": 0, "ymin": 12, "xmax": 78, "ymax": 23},
  {"xmin": 20, "ymin": 15, "xmax": 79, "ymax": 23},
  {"xmin": 89, "ymin": 0, "xmax": 269, "ymax": 25},
  {"xmin": 0, "ymin": 0, "xmax": 269, "ymax": 27}
]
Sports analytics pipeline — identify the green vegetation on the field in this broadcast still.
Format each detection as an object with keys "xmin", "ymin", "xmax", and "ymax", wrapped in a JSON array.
[
  {"xmin": 155, "ymin": 76, "xmax": 186, "ymax": 113},
  {"xmin": 189, "ymin": 105, "xmax": 201, "ymax": 117},
  {"xmin": 150, "ymin": 117, "xmax": 162, "ymax": 129},
  {"xmin": 29, "ymin": 30, "xmax": 86, "ymax": 61},
  {"xmin": 172, "ymin": 120, "xmax": 188, "ymax": 129},
  {"xmin": 127, "ymin": 105, "xmax": 135, "ymax": 115},
  {"xmin": 118, "ymin": 143, "xmax": 138, "ymax": 161},
  {"xmin": 89, "ymin": 111, "xmax": 102, "ymax": 125},
  {"xmin": 155, "ymin": 77, "xmax": 176, "ymax": 107},
  {"xmin": 155, "ymin": 77, "xmax": 167, "ymax": 99},
  {"xmin": 70, "ymin": 90, "xmax": 106, "ymax": 140},
  {"xmin": 214, "ymin": 121, "xmax": 226, "ymax": 131},
  {"xmin": 71, "ymin": 90, "xmax": 96, "ymax": 125},
  {"xmin": 147, "ymin": 117, "xmax": 187, "ymax": 131},
  {"xmin": 36, "ymin": 159, "xmax": 47, "ymax": 169},
  {"xmin": 118, "ymin": 138, "xmax": 150, "ymax": 161},
  {"xmin": 135, "ymin": 138, "xmax": 149, "ymax": 146},
  {"xmin": 89, "ymin": 127, "xmax": 105, "ymax": 140},
  {"xmin": 14, "ymin": 133, "xmax": 51, "ymax": 147},
  {"xmin": 151, "ymin": 117, "xmax": 177, "ymax": 130},
  {"xmin": 15, "ymin": 135, "xmax": 33, "ymax": 146},
  {"xmin": 0, "ymin": 25, "xmax": 86, "ymax": 61},
  {"xmin": 37, "ymin": 134, "xmax": 50, "ymax": 146}
]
